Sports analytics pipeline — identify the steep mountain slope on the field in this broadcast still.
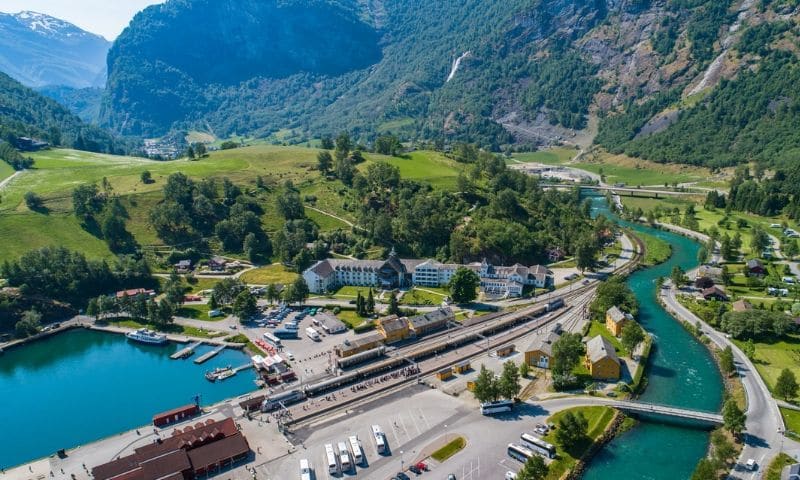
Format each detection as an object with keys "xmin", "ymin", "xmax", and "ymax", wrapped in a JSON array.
[
  {"xmin": 101, "ymin": 0, "xmax": 800, "ymax": 165},
  {"xmin": 0, "ymin": 11, "xmax": 110, "ymax": 89},
  {"xmin": 0, "ymin": 72, "xmax": 122, "ymax": 160}
]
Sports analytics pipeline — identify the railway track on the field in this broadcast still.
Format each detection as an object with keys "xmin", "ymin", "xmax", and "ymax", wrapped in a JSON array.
[{"xmin": 279, "ymin": 235, "xmax": 642, "ymax": 427}]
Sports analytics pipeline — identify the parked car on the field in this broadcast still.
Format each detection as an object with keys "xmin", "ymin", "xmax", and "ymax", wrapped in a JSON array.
[{"xmin": 745, "ymin": 459, "xmax": 757, "ymax": 471}]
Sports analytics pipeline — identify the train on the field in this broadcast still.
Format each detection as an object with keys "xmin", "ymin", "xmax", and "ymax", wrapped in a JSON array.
[
  {"xmin": 301, "ymin": 297, "xmax": 566, "ymax": 397},
  {"xmin": 261, "ymin": 389, "xmax": 306, "ymax": 411}
]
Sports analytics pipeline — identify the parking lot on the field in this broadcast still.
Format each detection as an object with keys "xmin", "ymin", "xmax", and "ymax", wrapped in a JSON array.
[{"xmin": 256, "ymin": 385, "xmax": 559, "ymax": 480}]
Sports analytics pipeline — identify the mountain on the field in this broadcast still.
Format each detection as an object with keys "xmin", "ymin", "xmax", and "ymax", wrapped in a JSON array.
[
  {"xmin": 101, "ymin": 0, "xmax": 800, "ymax": 166},
  {"xmin": 37, "ymin": 85, "xmax": 104, "ymax": 123},
  {"xmin": 0, "ymin": 11, "xmax": 110, "ymax": 89},
  {"xmin": 0, "ymin": 71, "xmax": 124, "ymax": 165}
]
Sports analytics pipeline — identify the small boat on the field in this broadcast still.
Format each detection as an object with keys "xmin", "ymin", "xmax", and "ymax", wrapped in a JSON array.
[
  {"xmin": 205, "ymin": 365, "xmax": 233, "ymax": 382},
  {"xmin": 126, "ymin": 328, "xmax": 168, "ymax": 345}
]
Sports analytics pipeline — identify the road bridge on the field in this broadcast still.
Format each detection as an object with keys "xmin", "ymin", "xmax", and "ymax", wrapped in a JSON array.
[{"xmin": 610, "ymin": 400, "xmax": 723, "ymax": 425}]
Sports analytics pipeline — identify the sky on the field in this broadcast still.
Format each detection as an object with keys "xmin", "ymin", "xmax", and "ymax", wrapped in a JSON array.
[{"xmin": 0, "ymin": 0, "xmax": 164, "ymax": 40}]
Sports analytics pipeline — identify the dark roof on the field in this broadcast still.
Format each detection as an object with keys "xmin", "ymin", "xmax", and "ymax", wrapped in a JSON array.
[
  {"xmin": 309, "ymin": 260, "xmax": 334, "ymax": 277},
  {"xmin": 702, "ymin": 286, "xmax": 728, "ymax": 299},
  {"xmin": 409, "ymin": 307, "xmax": 454, "ymax": 331},
  {"xmin": 92, "ymin": 454, "xmax": 141, "ymax": 480},
  {"xmin": 746, "ymin": 259, "xmax": 764, "ymax": 269},
  {"xmin": 378, "ymin": 315, "xmax": 409, "ymax": 334},
  {"xmin": 586, "ymin": 336, "xmax": 619, "ymax": 365},
  {"xmin": 140, "ymin": 450, "xmax": 191, "ymax": 480},
  {"xmin": 186, "ymin": 433, "xmax": 250, "ymax": 470}
]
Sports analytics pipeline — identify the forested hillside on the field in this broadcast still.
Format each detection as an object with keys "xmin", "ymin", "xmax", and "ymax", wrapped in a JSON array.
[
  {"xmin": 99, "ymin": 0, "xmax": 800, "ymax": 166},
  {"xmin": 0, "ymin": 72, "xmax": 126, "ymax": 169}
]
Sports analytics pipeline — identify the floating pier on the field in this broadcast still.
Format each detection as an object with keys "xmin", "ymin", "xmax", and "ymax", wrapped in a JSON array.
[
  {"xmin": 171, "ymin": 341, "xmax": 203, "ymax": 360},
  {"xmin": 194, "ymin": 345, "xmax": 226, "ymax": 364}
]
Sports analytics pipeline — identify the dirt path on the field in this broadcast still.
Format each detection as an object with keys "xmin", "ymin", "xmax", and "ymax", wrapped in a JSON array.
[{"xmin": 0, "ymin": 170, "xmax": 22, "ymax": 191}]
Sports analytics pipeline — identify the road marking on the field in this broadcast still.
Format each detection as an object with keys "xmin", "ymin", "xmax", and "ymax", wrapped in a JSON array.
[
  {"xmin": 417, "ymin": 408, "xmax": 431, "ymax": 430},
  {"xmin": 408, "ymin": 409, "xmax": 422, "ymax": 436},
  {"xmin": 398, "ymin": 414, "xmax": 411, "ymax": 443}
]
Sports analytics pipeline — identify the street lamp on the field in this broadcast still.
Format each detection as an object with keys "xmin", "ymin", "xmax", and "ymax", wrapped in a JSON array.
[
  {"xmin": 444, "ymin": 424, "xmax": 448, "ymax": 444},
  {"xmin": 400, "ymin": 450, "xmax": 404, "ymax": 472}
]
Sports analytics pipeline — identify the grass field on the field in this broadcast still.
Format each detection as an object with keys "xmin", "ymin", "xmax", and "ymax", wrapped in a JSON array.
[
  {"xmin": 108, "ymin": 318, "xmax": 226, "ymax": 339},
  {"xmin": 574, "ymin": 151, "xmax": 714, "ymax": 187},
  {"xmin": 430, "ymin": 436, "xmax": 466, "ymax": 462},
  {"xmin": 510, "ymin": 147, "xmax": 577, "ymax": 165},
  {"xmin": 335, "ymin": 309, "xmax": 370, "ymax": 329},
  {"xmin": 176, "ymin": 303, "xmax": 214, "ymax": 320},
  {"xmin": 781, "ymin": 408, "xmax": 800, "ymax": 438},
  {"xmin": 765, "ymin": 452, "xmax": 796, "ymax": 480},
  {"xmin": 0, "ymin": 161, "xmax": 15, "ymax": 182},
  {"xmin": 635, "ymin": 230, "xmax": 672, "ymax": 267},
  {"xmin": 543, "ymin": 406, "xmax": 617, "ymax": 480},
  {"xmin": 734, "ymin": 334, "xmax": 800, "ymax": 402},
  {"xmin": 239, "ymin": 264, "xmax": 299, "ymax": 285},
  {"xmin": 0, "ymin": 146, "xmax": 460, "ymax": 263}
]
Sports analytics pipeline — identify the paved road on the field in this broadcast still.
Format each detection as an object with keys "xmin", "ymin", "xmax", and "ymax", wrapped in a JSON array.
[{"xmin": 661, "ymin": 283, "xmax": 800, "ymax": 478}]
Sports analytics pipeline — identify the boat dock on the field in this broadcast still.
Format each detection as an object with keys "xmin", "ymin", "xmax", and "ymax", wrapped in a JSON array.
[
  {"xmin": 232, "ymin": 363, "xmax": 254, "ymax": 373},
  {"xmin": 171, "ymin": 341, "xmax": 203, "ymax": 360},
  {"xmin": 194, "ymin": 345, "xmax": 226, "ymax": 364}
]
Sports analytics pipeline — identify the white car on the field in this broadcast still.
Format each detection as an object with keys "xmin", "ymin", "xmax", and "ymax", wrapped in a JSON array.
[
  {"xmin": 505, "ymin": 472, "xmax": 517, "ymax": 480},
  {"xmin": 745, "ymin": 458, "xmax": 757, "ymax": 471}
]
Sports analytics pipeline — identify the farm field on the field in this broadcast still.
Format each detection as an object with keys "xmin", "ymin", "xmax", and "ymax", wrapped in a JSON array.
[
  {"xmin": 0, "ymin": 146, "xmax": 459, "ymax": 263},
  {"xmin": 573, "ymin": 151, "xmax": 715, "ymax": 187},
  {"xmin": 510, "ymin": 147, "xmax": 577, "ymax": 165}
]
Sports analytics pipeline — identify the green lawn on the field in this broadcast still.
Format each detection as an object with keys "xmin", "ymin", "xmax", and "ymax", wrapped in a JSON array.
[
  {"xmin": 510, "ymin": 147, "xmax": 577, "ymax": 165},
  {"xmin": 305, "ymin": 207, "xmax": 351, "ymax": 231},
  {"xmin": 574, "ymin": 162, "xmax": 703, "ymax": 187},
  {"xmin": 635, "ymin": 230, "xmax": 672, "ymax": 267},
  {"xmin": 588, "ymin": 321, "xmax": 629, "ymax": 356},
  {"xmin": 107, "ymin": 318, "xmax": 226, "ymax": 339},
  {"xmin": 0, "ymin": 161, "xmax": 15, "ymax": 181},
  {"xmin": 619, "ymin": 196, "xmax": 692, "ymax": 214},
  {"xmin": 334, "ymin": 309, "xmax": 371, "ymax": 329},
  {"xmin": 733, "ymin": 335, "xmax": 800, "ymax": 402},
  {"xmin": 239, "ymin": 264, "xmax": 299, "ymax": 285},
  {"xmin": 543, "ymin": 406, "xmax": 617, "ymax": 480},
  {"xmin": 430, "ymin": 436, "xmax": 466, "ymax": 462},
  {"xmin": 765, "ymin": 452, "xmax": 796, "ymax": 480},
  {"xmin": 400, "ymin": 287, "xmax": 447, "ymax": 306},
  {"xmin": 176, "ymin": 303, "xmax": 214, "ymax": 320},
  {"xmin": 0, "ymin": 212, "xmax": 113, "ymax": 262},
  {"xmin": 781, "ymin": 408, "xmax": 800, "ymax": 438},
  {"xmin": 370, "ymin": 150, "xmax": 463, "ymax": 189}
]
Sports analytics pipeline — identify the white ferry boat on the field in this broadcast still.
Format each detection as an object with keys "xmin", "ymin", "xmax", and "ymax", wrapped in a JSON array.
[{"xmin": 125, "ymin": 328, "xmax": 168, "ymax": 345}]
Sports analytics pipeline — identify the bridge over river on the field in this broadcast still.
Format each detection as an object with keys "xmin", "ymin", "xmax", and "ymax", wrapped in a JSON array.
[
  {"xmin": 540, "ymin": 183, "xmax": 701, "ymax": 198},
  {"xmin": 536, "ymin": 396, "xmax": 723, "ymax": 427}
]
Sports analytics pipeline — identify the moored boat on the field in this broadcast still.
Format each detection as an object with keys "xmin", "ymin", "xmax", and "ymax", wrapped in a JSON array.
[{"xmin": 125, "ymin": 328, "xmax": 168, "ymax": 345}]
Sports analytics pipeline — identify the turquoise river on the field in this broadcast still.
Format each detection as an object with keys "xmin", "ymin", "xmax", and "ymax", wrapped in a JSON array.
[
  {"xmin": 583, "ymin": 196, "xmax": 724, "ymax": 480},
  {"xmin": 0, "ymin": 329, "xmax": 256, "ymax": 469}
]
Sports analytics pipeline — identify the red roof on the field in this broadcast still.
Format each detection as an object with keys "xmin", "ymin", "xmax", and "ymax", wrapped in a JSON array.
[
  {"xmin": 153, "ymin": 404, "xmax": 199, "ymax": 423},
  {"xmin": 186, "ymin": 433, "xmax": 250, "ymax": 471},
  {"xmin": 116, "ymin": 288, "xmax": 155, "ymax": 299}
]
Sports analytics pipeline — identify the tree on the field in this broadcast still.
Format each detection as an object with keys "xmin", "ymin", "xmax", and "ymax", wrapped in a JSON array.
[
  {"xmin": 449, "ymin": 267, "xmax": 480, "ymax": 304},
  {"xmin": 671, "ymin": 266, "xmax": 687, "ymax": 287},
  {"xmin": 498, "ymin": 361, "xmax": 521, "ymax": 400},
  {"xmin": 232, "ymin": 290, "xmax": 258, "ymax": 320},
  {"xmin": 742, "ymin": 339, "xmax": 755, "ymax": 359},
  {"xmin": 86, "ymin": 297, "xmax": 100, "ymax": 320},
  {"xmin": 473, "ymin": 364, "xmax": 499, "ymax": 403},
  {"xmin": 555, "ymin": 411, "xmax": 588, "ymax": 449},
  {"xmin": 185, "ymin": 145, "xmax": 195, "ymax": 159},
  {"xmin": 366, "ymin": 289, "xmax": 375, "ymax": 314},
  {"xmin": 697, "ymin": 246, "xmax": 709, "ymax": 265},
  {"xmin": 317, "ymin": 150, "xmax": 333, "ymax": 174},
  {"xmin": 140, "ymin": 170, "xmax": 153, "ymax": 184},
  {"xmin": 775, "ymin": 368, "xmax": 798, "ymax": 401},
  {"xmin": 516, "ymin": 455, "xmax": 548, "ymax": 480},
  {"xmin": 15, "ymin": 309, "xmax": 42, "ymax": 337},
  {"xmin": 710, "ymin": 429, "xmax": 735, "ymax": 467},
  {"xmin": 691, "ymin": 458, "xmax": 716, "ymax": 480},
  {"xmin": 284, "ymin": 277, "xmax": 309, "ymax": 304},
  {"xmin": 265, "ymin": 284, "xmax": 279, "ymax": 305},
  {"xmin": 551, "ymin": 333, "xmax": 584, "ymax": 390},
  {"xmin": 164, "ymin": 276, "xmax": 186, "ymax": 305},
  {"xmin": 722, "ymin": 399, "xmax": 746, "ymax": 437},
  {"xmin": 575, "ymin": 237, "xmax": 597, "ymax": 272},
  {"xmin": 320, "ymin": 135, "xmax": 334, "ymax": 150},
  {"xmin": 388, "ymin": 292, "xmax": 399, "ymax": 315},
  {"xmin": 211, "ymin": 278, "xmax": 245, "ymax": 306},
  {"xmin": 620, "ymin": 322, "xmax": 645, "ymax": 354},
  {"xmin": 374, "ymin": 135, "xmax": 402, "ymax": 156},
  {"xmin": 719, "ymin": 346, "xmax": 735, "ymax": 376},
  {"xmin": 24, "ymin": 191, "xmax": 44, "ymax": 211},
  {"xmin": 720, "ymin": 265, "xmax": 732, "ymax": 286},
  {"xmin": 194, "ymin": 143, "xmax": 207, "ymax": 157},
  {"xmin": 519, "ymin": 361, "xmax": 530, "ymax": 378}
]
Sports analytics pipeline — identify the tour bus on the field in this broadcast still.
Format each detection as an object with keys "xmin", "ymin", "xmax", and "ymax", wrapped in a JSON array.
[
  {"xmin": 299, "ymin": 459, "xmax": 312, "ymax": 480},
  {"xmin": 337, "ymin": 441, "xmax": 352, "ymax": 472},
  {"xmin": 306, "ymin": 327, "xmax": 321, "ymax": 341},
  {"xmin": 507, "ymin": 443, "xmax": 535, "ymax": 463},
  {"xmin": 263, "ymin": 332, "xmax": 282, "ymax": 347},
  {"xmin": 480, "ymin": 399, "xmax": 514, "ymax": 415},
  {"xmin": 348, "ymin": 435, "xmax": 364, "ymax": 465},
  {"xmin": 324, "ymin": 444, "xmax": 338, "ymax": 475},
  {"xmin": 520, "ymin": 433, "xmax": 557, "ymax": 459},
  {"xmin": 371, "ymin": 425, "xmax": 386, "ymax": 454}
]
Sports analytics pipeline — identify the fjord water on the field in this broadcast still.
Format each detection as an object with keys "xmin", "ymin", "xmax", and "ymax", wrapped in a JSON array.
[
  {"xmin": 583, "ymin": 197, "xmax": 724, "ymax": 480},
  {"xmin": 0, "ymin": 329, "xmax": 256, "ymax": 468}
]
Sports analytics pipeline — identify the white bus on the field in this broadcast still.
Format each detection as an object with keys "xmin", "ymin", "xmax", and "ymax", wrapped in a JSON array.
[
  {"xmin": 324, "ymin": 444, "xmax": 338, "ymax": 474},
  {"xmin": 348, "ymin": 435, "xmax": 363, "ymax": 465},
  {"xmin": 480, "ymin": 399, "xmax": 513, "ymax": 415},
  {"xmin": 299, "ymin": 459, "xmax": 312, "ymax": 480},
  {"xmin": 520, "ymin": 433, "xmax": 557, "ymax": 459},
  {"xmin": 263, "ymin": 332, "xmax": 282, "ymax": 347},
  {"xmin": 371, "ymin": 425, "xmax": 386, "ymax": 454},
  {"xmin": 306, "ymin": 327, "xmax": 321, "ymax": 341},
  {"xmin": 337, "ymin": 441, "xmax": 352, "ymax": 472},
  {"xmin": 507, "ymin": 443, "xmax": 535, "ymax": 463}
]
